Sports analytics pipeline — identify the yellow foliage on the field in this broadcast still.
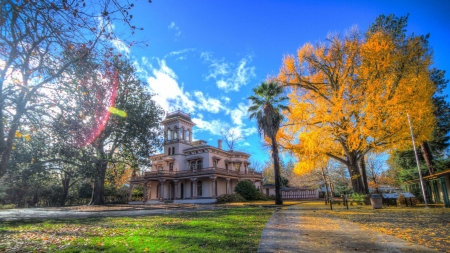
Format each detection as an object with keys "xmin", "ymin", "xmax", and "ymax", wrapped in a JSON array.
[{"xmin": 278, "ymin": 30, "xmax": 435, "ymax": 175}]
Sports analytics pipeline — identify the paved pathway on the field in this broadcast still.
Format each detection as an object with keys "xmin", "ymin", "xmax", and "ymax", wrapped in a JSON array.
[
  {"xmin": 0, "ymin": 204, "xmax": 203, "ymax": 221},
  {"xmin": 258, "ymin": 205, "xmax": 438, "ymax": 253}
]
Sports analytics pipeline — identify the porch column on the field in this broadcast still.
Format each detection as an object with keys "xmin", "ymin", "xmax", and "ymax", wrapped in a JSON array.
[
  {"xmin": 159, "ymin": 179, "xmax": 165, "ymax": 200},
  {"xmin": 174, "ymin": 180, "xmax": 179, "ymax": 200},
  {"xmin": 440, "ymin": 177, "xmax": 450, "ymax": 208},
  {"xmin": 191, "ymin": 178, "xmax": 197, "ymax": 199},
  {"xmin": 128, "ymin": 184, "xmax": 134, "ymax": 202},
  {"xmin": 147, "ymin": 182, "xmax": 152, "ymax": 200},
  {"xmin": 143, "ymin": 182, "xmax": 148, "ymax": 202},
  {"xmin": 210, "ymin": 176, "xmax": 216, "ymax": 198},
  {"xmin": 226, "ymin": 178, "xmax": 230, "ymax": 194}
]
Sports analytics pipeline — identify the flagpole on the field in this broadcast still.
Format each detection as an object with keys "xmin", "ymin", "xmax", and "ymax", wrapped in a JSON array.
[{"xmin": 406, "ymin": 113, "xmax": 428, "ymax": 207}]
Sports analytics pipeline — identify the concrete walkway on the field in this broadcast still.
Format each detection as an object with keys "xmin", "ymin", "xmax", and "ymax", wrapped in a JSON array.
[
  {"xmin": 258, "ymin": 205, "xmax": 437, "ymax": 253},
  {"xmin": 0, "ymin": 204, "xmax": 203, "ymax": 221}
]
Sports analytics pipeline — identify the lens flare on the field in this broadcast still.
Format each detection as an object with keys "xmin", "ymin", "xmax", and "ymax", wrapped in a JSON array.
[
  {"xmin": 108, "ymin": 107, "xmax": 127, "ymax": 117},
  {"xmin": 78, "ymin": 71, "xmax": 119, "ymax": 147}
]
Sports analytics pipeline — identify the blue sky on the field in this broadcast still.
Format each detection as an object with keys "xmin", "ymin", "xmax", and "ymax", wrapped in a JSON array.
[{"xmin": 115, "ymin": 0, "xmax": 450, "ymax": 164}]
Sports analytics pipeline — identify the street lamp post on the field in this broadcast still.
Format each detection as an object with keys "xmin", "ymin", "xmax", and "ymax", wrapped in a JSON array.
[{"xmin": 406, "ymin": 113, "xmax": 428, "ymax": 207}]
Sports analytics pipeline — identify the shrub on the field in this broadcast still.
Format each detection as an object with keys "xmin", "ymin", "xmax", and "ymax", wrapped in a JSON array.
[
  {"xmin": 0, "ymin": 204, "xmax": 15, "ymax": 209},
  {"xmin": 254, "ymin": 191, "xmax": 268, "ymax": 200},
  {"xmin": 216, "ymin": 194, "xmax": 245, "ymax": 203},
  {"xmin": 397, "ymin": 194, "xmax": 420, "ymax": 206},
  {"xmin": 234, "ymin": 180, "xmax": 257, "ymax": 200}
]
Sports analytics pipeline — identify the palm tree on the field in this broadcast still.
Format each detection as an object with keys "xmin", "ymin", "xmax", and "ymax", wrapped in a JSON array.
[{"xmin": 248, "ymin": 81, "xmax": 289, "ymax": 205}]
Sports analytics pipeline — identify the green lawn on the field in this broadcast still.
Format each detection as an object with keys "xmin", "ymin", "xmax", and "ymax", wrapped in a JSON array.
[{"xmin": 0, "ymin": 207, "xmax": 273, "ymax": 252}]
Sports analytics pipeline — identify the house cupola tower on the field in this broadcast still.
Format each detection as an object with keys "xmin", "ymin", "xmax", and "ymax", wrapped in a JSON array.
[{"xmin": 161, "ymin": 109, "xmax": 195, "ymax": 155}]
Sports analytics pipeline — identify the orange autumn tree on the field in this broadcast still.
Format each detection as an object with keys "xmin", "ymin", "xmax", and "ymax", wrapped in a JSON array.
[{"xmin": 277, "ymin": 28, "xmax": 435, "ymax": 193}]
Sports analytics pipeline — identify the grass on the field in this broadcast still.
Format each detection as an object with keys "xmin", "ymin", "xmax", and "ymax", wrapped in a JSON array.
[{"xmin": 0, "ymin": 206, "xmax": 273, "ymax": 252}]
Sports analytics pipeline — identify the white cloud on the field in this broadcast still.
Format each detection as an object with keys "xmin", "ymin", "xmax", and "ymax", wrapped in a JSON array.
[
  {"xmin": 227, "ymin": 102, "xmax": 249, "ymax": 126},
  {"xmin": 202, "ymin": 54, "xmax": 256, "ymax": 92},
  {"xmin": 221, "ymin": 96, "xmax": 231, "ymax": 103},
  {"xmin": 168, "ymin": 22, "xmax": 181, "ymax": 37},
  {"xmin": 206, "ymin": 62, "xmax": 230, "ymax": 80},
  {"xmin": 192, "ymin": 118, "xmax": 223, "ymax": 136},
  {"xmin": 193, "ymin": 91, "xmax": 225, "ymax": 113},
  {"xmin": 145, "ymin": 59, "xmax": 195, "ymax": 113},
  {"xmin": 192, "ymin": 117, "xmax": 257, "ymax": 139},
  {"xmin": 164, "ymin": 48, "xmax": 195, "ymax": 59},
  {"xmin": 110, "ymin": 38, "xmax": 130, "ymax": 55}
]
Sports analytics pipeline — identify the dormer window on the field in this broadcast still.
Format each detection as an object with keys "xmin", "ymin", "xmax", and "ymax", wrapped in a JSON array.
[{"xmin": 234, "ymin": 162, "xmax": 241, "ymax": 171}]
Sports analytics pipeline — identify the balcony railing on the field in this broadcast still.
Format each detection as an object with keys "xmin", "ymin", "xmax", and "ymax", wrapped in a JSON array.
[{"xmin": 133, "ymin": 167, "xmax": 262, "ymax": 179}]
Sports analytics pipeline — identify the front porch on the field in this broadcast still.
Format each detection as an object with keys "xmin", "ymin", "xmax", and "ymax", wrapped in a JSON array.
[{"xmin": 129, "ymin": 170, "xmax": 263, "ymax": 204}]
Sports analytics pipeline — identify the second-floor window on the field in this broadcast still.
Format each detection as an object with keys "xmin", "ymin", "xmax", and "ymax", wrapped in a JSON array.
[
  {"xmin": 169, "ymin": 163, "xmax": 173, "ymax": 171},
  {"xmin": 185, "ymin": 130, "xmax": 190, "ymax": 141}
]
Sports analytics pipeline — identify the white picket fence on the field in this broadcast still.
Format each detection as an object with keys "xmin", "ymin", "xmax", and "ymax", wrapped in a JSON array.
[{"xmin": 281, "ymin": 189, "xmax": 319, "ymax": 199}]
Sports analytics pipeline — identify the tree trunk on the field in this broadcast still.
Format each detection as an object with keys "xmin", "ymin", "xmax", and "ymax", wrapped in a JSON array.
[
  {"xmin": 359, "ymin": 157, "xmax": 370, "ymax": 194},
  {"xmin": 321, "ymin": 167, "xmax": 329, "ymax": 204},
  {"xmin": 421, "ymin": 141, "xmax": 435, "ymax": 175},
  {"xmin": 271, "ymin": 135, "xmax": 283, "ymax": 205},
  {"xmin": 60, "ymin": 176, "xmax": 70, "ymax": 206},
  {"xmin": 0, "ymin": 113, "xmax": 22, "ymax": 178},
  {"xmin": 348, "ymin": 154, "xmax": 364, "ymax": 193},
  {"xmin": 89, "ymin": 146, "xmax": 107, "ymax": 205}
]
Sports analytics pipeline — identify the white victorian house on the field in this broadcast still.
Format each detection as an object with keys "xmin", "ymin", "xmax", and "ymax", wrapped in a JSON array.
[{"xmin": 129, "ymin": 110, "xmax": 263, "ymax": 204}]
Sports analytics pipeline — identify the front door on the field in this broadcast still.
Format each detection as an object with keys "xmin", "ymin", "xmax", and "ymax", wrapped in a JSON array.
[
  {"xmin": 170, "ymin": 182, "xmax": 175, "ymax": 199},
  {"xmin": 180, "ymin": 183, "xmax": 184, "ymax": 199}
]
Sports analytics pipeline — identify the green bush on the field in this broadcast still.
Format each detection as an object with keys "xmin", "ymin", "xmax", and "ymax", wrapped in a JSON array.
[
  {"xmin": 0, "ymin": 204, "xmax": 15, "ymax": 209},
  {"xmin": 234, "ymin": 180, "xmax": 257, "ymax": 200},
  {"xmin": 350, "ymin": 193, "xmax": 365, "ymax": 201},
  {"xmin": 216, "ymin": 194, "xmax": 245, "ymax": 203},
  {"xmin": 254, "ymin": 191, "xmax": 268, "ymax": 200}
]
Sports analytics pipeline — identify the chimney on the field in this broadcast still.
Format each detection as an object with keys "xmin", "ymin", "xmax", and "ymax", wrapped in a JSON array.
[{"xmin": 218, "ymin": 140, "xmax": 222, "ymax": 150}]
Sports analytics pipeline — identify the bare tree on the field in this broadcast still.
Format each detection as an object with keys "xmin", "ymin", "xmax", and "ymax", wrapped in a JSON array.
[
  {"xmin": 366, "ymin": 153, "xmax": 386, "ymax": 194},
  {"xmin": 220, "ymin": 126, "xmax": 244, "ymax": 150}
]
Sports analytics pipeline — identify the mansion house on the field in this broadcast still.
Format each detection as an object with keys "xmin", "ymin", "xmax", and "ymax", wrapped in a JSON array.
[{"xmin": 129, "ymin": 110, "xmax": 263, "ymax": 204}]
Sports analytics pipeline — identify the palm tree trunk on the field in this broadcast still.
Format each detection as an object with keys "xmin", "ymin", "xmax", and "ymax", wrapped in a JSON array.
[{"xmin": 271, "ymin": 135, "xmax": 283, "ymax": 205}]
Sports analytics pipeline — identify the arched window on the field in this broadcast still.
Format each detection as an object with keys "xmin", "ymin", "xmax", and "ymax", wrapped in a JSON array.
[
  {"xmin": 197, "ymin": 181, "xmax": 202, "ymax": 196},
  {"xmin": 168, "ymin": 148, "xmax": 171, "ymax": 155},
  {"xmin": 172, "ymin": 147, "xmax": 175, "ymax": 155},
  {"xmin": 167, "ymin": 129, "xmax": 172, "ymax": 140},
  {"xmin": 185, "ymin": 130, "xmax": 190, "ymax": 141},
  {"xmin": 181, "ymin": 127, "xmax": 185, "ymax": 140},
  {"xmin": 174, "ymin": 127, "xmax": 178, "ymax": 139}
]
